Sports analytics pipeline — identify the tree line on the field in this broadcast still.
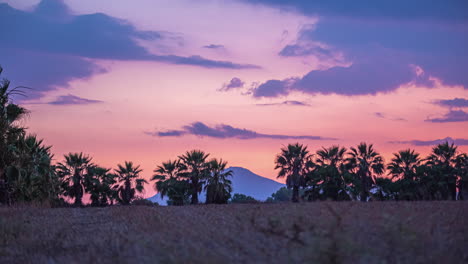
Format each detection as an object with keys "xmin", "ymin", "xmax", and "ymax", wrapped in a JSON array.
[
  {"xmin": 1, "ymin": 66, "xmax": 468, "ymax": 206},
  {"xmin": 274, "ymin": 143, "xmax": 468, "ymax": 203}
]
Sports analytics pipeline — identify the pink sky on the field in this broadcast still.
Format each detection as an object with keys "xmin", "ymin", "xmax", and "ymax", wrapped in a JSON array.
[{"xmin": 2, "ymin": 0, "xmax": 467, "ymax": 198}]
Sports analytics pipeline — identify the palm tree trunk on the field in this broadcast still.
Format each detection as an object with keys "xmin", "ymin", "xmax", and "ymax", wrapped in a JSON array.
[
  {"xmin": 191, "ymin": 189, "xmax": 199, "ymax": 204},
  {"xmin": 292, "ymin": 186, "xmax": 299, "ymax": 203}
]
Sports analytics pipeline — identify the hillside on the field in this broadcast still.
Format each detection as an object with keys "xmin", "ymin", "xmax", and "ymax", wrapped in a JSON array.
[{"xmin": 148, "ymin": 166, "xmax": 284, "ymax": 205}]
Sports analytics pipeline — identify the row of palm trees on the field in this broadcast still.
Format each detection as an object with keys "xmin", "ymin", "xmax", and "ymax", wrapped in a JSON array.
[
  {"xmin": 2, "ymin": 66, "xmax": 468, "ymax": 205},
  {"xmin": 153, "ymin": 151, "xmax": 233, "ymax": 205},
  {"xmin": 275, "ymin": 142, "xmax": 468, "ymax": 202},
  {"xmin": 56, "ymin": 153, "xmax": 148, "ymax": 206}
]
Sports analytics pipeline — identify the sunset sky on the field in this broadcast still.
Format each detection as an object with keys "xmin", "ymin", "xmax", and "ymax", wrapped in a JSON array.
[{"xmin": 1, "ymin": 0, "xmax": 467, "ymax": 197}]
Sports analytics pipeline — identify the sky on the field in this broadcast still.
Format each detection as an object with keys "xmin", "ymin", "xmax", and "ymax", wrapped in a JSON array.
[{"xmin": 1, "ymin": 0, "xmax": 467, "ymax": 197}]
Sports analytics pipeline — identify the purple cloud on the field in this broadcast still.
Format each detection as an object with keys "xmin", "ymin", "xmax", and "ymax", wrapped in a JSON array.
[
  {"xmin": 0, "ymin": 1, "xmax": 259, "ymax": 99},
  {"xmin": 390, "ymin": 137, "xmax": 468, "ymax": 146},
  {"xmin": 48, "ymin": 94, "xmax": 103, "ymax": 105},
  {"xmin": 425, "ymin": 110, "xmax": 468, "ymax": 123},
  {"xmin": 434, "ymin": 98, "xmax": 468, "ymax": 108},
  {"xmin": 219, "ymin": 77, "xmax": 245, "ymax": 91},
  {"xmin": 242, "ymin": 0, "xmax": 468, "ymax": 23},
  {"xmin": 147, "ymin": 122, "xmax": 335, "ymax": 140},
  {"xmin": 279, "ymin": 43, "xmax": 333, "ymax": 58},
  {"xmin": 203, "ymin": 44, "xmax": 225, "ymax": 49},
  {"xmin": 249, "ymin": 4, "xmax": 467, "ymax": 98},
  {"xmin": 256, "ymin": 100, "xmax": 310, "ymax": 106}
]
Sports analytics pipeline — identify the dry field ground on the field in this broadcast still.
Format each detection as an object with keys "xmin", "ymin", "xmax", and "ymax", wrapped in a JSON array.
[{"xmin": 1, "ymin": 202, "xmax": 467, "ymax": 264}]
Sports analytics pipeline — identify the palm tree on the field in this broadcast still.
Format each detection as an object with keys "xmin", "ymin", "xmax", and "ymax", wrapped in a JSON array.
[
  {"xmin": 57, "ymin": 153, "xmax": 93, "ymax": 206},
  {"xmin": 275, "ymin": 143, "xmax": 312, "ymax": 203},
  {"xmin": 85, "ymin": 166, "xmax": 117, "ymax": 206},
  {"xmin": 179, "ymin": 150, "xmax": 210, "ymax": 204},
  {"xmin": 388, "ymin": 149, "xmax": 421, "ymax": 180},
  {"xmin": 455, "ymin": 153, "xmax": 468, "ymax": 200},
  {"xmin": 114, "ymin": 161, "xmax": 147, "ymax": 205},
  {"xmin": 425, "ymin": 142, "xmax": 459, "ymax": 200},
  {"xmin": 205, "ymin": 159, "xmax": 233, "ymax": 204},
  {"xmin": 8, "ymin": 135, "xmax": 58, "ymax": 203},
  {"xmin": 152, "ymin": 159, "xmax": 189, "ymax": 206},
  {"xmin": 314, "ymin": 145, "xmax": 349, "ymax": 200},
  {"xmin": 0, "ymin": 66, "xmax": 28, "ymax": 204},
  {"xmin": 387, "ymin": 149, "xmax": 421, "ymax": 200},
  {"xmin": 346, "ymin": 143, "xmax": 384, "ymax": 202}
]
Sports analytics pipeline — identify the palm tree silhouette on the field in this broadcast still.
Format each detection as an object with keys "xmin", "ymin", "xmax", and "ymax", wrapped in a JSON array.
[
  {"xmin": 275, "ymin": 143, "xmax": 312, "ymax": 203},
  {"xmin": 388, "ymin": 149, "xmax": 421, "ymax": 180},
  {"xmin": 179, "ymin": 150, "xmax": 210, "ymax": 205},
  {"xmin": 0, "ymin": 66, "xmax": 28, "ymax": 204},
  {"xmin": 85, "ymin": 166, "xmax": 117, "ymax": 206},
  {"xmin": 426, "ymin": 142, "xmax": 459, "ymax": 200},
  {"xmin": 152, "ymin": 159, "xmax": 190, "ymax": 206},
  {"xmin": 114, "ymin": 161, "xmax": 147, "ymax": 205},
  {"xmin": 205, "ymin": 159, "xmax": 233, "ymax": 204},
  {"xmin": 314, "ymin": 145, "xmax": 349, "ymax": 200},
  {"xmin": 57, "ymin": 153, "xmax": 93, "ymax": 206},
  {"xmin": 346, "ymin": 143, "xmax": 384, "ymax": 201}
]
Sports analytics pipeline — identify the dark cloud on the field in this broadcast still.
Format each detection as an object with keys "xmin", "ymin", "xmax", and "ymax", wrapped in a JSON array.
[
  {"xmin": 434, "ymin": 98, "xmax": 468, "ymax": 108},
  {"xmin": 0, "ymin": 1, "xmax": 259, "ymax": 98},
  {"xmin": 219, "ymin": 77, "xmax": 245, "ymax": 91},
  {"xmin": 425, "ymin": 110, "xmax": 468, "ymax": 123},
  {"xmin": 147, "ymin": 122, "xmax": 334, "ymax": 140},
  {"xmin": 203, "ymin": 44, "xmax": 225, "ymax": 49},
  {"xmin": 48, "ymin": 94, "xmax": 103, "ymax": 105},
  {"xmin": 279, "ymin": 43, "xmax": 333, "ymax": 58},
  {"xmin": 390, "ymin": 137, "xmax": 468, "ymax": 146},
  {"xmin": 242, "ymin": 0, "xmax": 468, "ymax": 23},
  {"xmin": 251, "ymin": 15, "xmax": 467, "ymax": 97},
  {"xmin": 256, "ymin": 100, "xmax": 310, "ymax": 106},
  {"xmin": 145, "ymin": 130, "xmax": 186, "ymax": 137}
]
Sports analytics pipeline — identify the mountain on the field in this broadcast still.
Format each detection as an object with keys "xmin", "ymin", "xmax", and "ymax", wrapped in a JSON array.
[{"xmin": 147, "ymin": 166, "xmax": 284, "ymax": 205}]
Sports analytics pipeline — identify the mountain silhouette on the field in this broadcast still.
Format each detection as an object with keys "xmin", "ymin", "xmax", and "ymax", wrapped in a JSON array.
[{"xmin": 148, "ymin": 166, "xmax": 284, "ymax": 205}]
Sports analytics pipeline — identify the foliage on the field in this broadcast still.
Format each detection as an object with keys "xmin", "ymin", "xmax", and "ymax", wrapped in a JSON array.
[
  {"xmin": 205, "ymin": 159, "xmax": 233, "ymax": 204},
  {"xmin": 178, "ymin": 150, "xmax": 210, "ymax": 204},
  {"xmin": 152, "ymin": 159, "xmax": 190, "ymax": 206},
  {"xmin": 114, "ymin": 161, "xmax": 147, "ymax": 205},
  {"xmin": 230, "ymin": 193, "xmax": 258, "ymax": 203},
  {"xmin": 57, "ymin": 153, "xmax": 93, "ymax": 206},
  {"xmin": 275, "ymin": 143, "xmax": 312, "ymax": 202}
]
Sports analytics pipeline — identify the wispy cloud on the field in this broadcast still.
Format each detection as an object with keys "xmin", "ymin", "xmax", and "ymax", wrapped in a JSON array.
[
  {"xmin": 203, "ymin": 44, "xmax": 225, "ymax": 49},
  {"xmin": 434, "ymin": 98, "xmax": 468, "ymax": 108},
  {"xmin": 146, "ymin": 122, "xmax": 335, "ymax": 140},
  {"xmin": 390, "ymin": 137, "xmax": 468, "ymax": 146},
  {"xmin": 374, "ymin": 112, "xmax": 406, "ymax": 121},
  {"xmin": 256, "ymin": 100, "xmax": 310, "ymax": 106},
  {"xmin": 219, "ymin": 77, "xmax": 245, "ymax": 91},
  {"xmin": 425, "ymin": 110, "xmax": 468, "ymax": 123},
  {"xmin": 48, "ymin": 94, "xmax": 103, "ymax": 105}
]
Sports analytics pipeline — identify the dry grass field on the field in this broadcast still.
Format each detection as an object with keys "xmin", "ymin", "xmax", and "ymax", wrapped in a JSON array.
[{"xmin": 1, "ymin": 202, "xmax": 467, "ymax": 264}]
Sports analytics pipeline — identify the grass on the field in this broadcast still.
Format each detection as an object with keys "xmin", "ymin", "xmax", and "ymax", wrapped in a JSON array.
[{"xmin": 1, "ymin": 202, "xmax": 467, "ymax": 263}]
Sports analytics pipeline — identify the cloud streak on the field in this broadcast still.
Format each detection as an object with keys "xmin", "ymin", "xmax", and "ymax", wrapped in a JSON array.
[
  {"xmin": 390, "ymin": 137, "xmax": 468, "ymax": 146},
  {"xmin": 434, "ymin": 98, "xmax": 468, "ymax": 108},
  {"xmin": 425, "ymin": 110, "xmax": 468, "ymax": 123},
  {"xmin": 256, "ymin": 100, "xmax": 310, "ymax": 106},
  {"xmin": 146, "ymin": 122, "xmax": 334, "ymax": 140},
  {"xmin": 48, "ymin": 94, "xmax": 103, "ymax": 105}
]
